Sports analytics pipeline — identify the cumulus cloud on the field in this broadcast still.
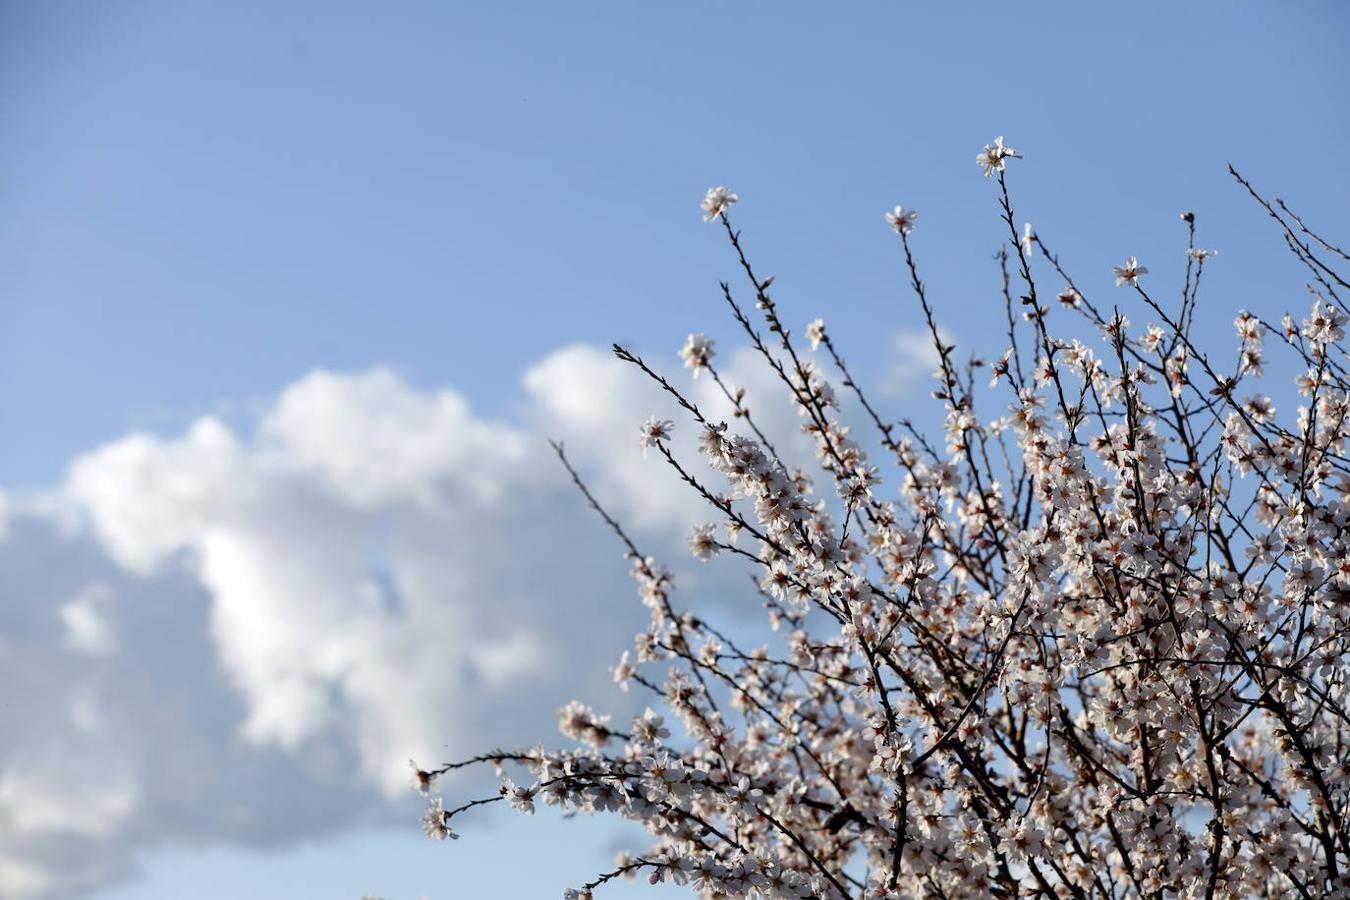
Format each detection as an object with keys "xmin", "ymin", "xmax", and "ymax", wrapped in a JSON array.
[
  {"xmin": 1, "ymin": 342, "xmax": 806, "ymax": 898},
  {"xmin": 0, "ymin": 512, "xmax": 380, "ymax": 897},
  {"xmin": 881, "ymin": 328, "xmax": 950, "ymax": 397},
  {"xmin": 58, "ymin": 583, "xmax": 118, "ymax": 656}
]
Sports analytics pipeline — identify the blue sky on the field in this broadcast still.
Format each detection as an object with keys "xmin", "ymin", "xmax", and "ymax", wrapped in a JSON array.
[
  {"xmin": 4, "ymin": 1, "xmax": 1347, "ymax": 488},
  {"xmin": 1, "ymin": 2, "xmax": 1347, "ymax": 899}
]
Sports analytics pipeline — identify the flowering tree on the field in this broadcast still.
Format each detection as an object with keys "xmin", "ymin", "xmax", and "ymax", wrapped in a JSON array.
[{"xmin": 414, "ymin": 139, "xmax": 1350, "ymax": 898}]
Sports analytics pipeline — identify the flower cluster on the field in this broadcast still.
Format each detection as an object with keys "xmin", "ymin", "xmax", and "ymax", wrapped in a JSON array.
[{"xmin": 423, "ymin": 143, "xmax": 1350, "ymax": 899}]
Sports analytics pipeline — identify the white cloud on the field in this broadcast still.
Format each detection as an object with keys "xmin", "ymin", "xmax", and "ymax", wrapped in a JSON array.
[
  {"xmin": 0, "ymin": 756, "xmax": 138, "ymax": 839},
  {"xmin": 1, "ymin": 342, "xmax": 805, "ymax": 899},
  {"xmin": 0, "ymin": 855, "xmax": 51, "ymax": 899},
  {"xmin": 258, "ymin": 368, "xmax": 528, "ymax": 510},
  {"xmin": 64, "ymin": 419, "xmax": 241, "ymax": 577},
  {"xmin": 882, "ymin": 327, "xmax": 951, "ymax": 397},
  {"xmin": 60, "ymin": 365, "xmax": 608, "ymax": 780},
  {"xmin": 58, "ymin": 583, "xmax": 118, "ymax": 656}
]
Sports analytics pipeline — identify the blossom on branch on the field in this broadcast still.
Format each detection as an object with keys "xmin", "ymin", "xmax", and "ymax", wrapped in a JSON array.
[
  {"xmin": 1113, "ymin": 255, "xmax": 1148, "ymax": 286},
  {"xmin": 420, "ymin": 797, "xmax": 457, "ymax": 841},
  {"xmin": 679, "ymin": 333, "xmax": 715, "ymax": 377},
  {"xmin": 804, "ymin": 318, "xmax": 826, "ymax": 351},
  {"xmin": 884, "ymin": 205, "xmax": 917, "ymax": 234},
  {"xmin": 701, "ymin": 186, "xmax": 737, "ymax": 221},
  {"xmin": 976, "ymin": 134, "xmax": 1020, "ymax": 176},
  {"xmin": 638, "ymin": 416, "xmax": 673, "ymax": 456},
  {"xmin": 423, "ymin": 152, "xmax": 1350, "ymax": 900}
]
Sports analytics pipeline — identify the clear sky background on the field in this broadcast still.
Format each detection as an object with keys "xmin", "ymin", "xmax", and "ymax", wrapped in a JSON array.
[{"xmin": 1, "ymin": 2, "xmax": 1347, "ymax": 899}]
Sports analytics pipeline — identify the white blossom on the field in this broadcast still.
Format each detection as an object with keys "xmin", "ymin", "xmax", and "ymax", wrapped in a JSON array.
[
  {"xmin": 688, "ymin": 523, "xmax": 718, "ymax": 561},
  {"xmin": 502, "ymin": 778, "xmax": 537, "ymax": 815},
  {"xmin": 1113, "ymin": 256, "xmax": 1148, "ymax": 287},
  {"xmin": 631, "ymin": 708, "xmax": 671, "ymax": 744},
  {"xmin": 408, "ymin": 758, "xmax": 435, "ymax": 795},
  {"xmin": 804, "ymin": 318, "xmax": 826, "ymax": 351},
  {"xmin": 678, "ymin": 333, "xmax": 715, "ymax": 377},
  {"xmin": 976, "ymin": 134, "xmax": 1020, "ymax": 176},
  {"xmin": 611, "ymin": 650, "xmax": 634, "ymax": 691},
  {"xmin": 421, "ymin": 797, "xmax": 458, "ymax": 840},
  {"xmin": 427, "ymin": 169, "xmax": 1350, "ymax": 900},
  {"xmin": 701, "ymin": 186, "xmax": 737, "ymax": 221},
  {"xmin": 884, "ymin": 205, "xmax": 917, "ymax": 234},
  {"xmin": 638, "ymin": 416, "xmax": 673, "ymax": 456},
  {"xmin": 1302, "ymin": 299, "xmax": 1346, "ymax": 345}
]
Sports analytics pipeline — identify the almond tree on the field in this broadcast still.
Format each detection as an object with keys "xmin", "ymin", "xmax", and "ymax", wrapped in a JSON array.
[{"xmin": 416, "ymin": 139, "xmax": 1350, "ymax": 899}]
